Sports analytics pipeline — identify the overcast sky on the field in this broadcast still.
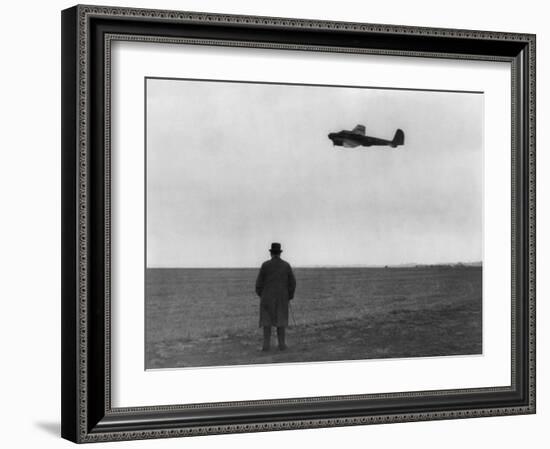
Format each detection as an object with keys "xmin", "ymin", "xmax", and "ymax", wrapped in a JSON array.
[{"xmin": 146, "ymin": 78, "xmax": 483, "ymax": 268}]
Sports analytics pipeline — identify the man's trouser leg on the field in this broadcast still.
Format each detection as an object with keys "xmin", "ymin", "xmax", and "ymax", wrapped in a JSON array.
[
  {"xmin": 277, "ymin": 326, "xmax": 287, "ymax": 350},
  {"xmin": 262, "ymin": 326, "xmax": 271, "ymax": 351}
]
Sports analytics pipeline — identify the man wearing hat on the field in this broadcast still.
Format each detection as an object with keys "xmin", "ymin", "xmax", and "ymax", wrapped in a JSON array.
[{"xmin": 255, "ymin": 243, "xmax": 297, "ymax": 351}]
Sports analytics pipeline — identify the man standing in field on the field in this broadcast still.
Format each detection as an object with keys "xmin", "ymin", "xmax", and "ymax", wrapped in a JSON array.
[{"xmin": 255, "ymin": 242, "xmax": 297, "ymax": 351}]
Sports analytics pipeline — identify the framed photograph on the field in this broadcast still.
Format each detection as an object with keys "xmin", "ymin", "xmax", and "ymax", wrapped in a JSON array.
[{"xmin": 61, "ymin": 4, "xmax": 536, "ymax": 443}]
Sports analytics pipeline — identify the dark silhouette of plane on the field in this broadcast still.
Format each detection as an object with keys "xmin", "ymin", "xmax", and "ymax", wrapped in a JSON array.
[{"xmin": 328, "ymin": 125, "xmax": 404, "ymax": 148}]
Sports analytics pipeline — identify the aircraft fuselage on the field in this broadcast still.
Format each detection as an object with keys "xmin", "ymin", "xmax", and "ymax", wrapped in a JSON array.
[
  {"xmin": 328, "ymin": 131, "xmax": 397, "ymax": 148},
  {"xmin": 328, "ymin": 126, "xmax": 404, "ymax": 148}
]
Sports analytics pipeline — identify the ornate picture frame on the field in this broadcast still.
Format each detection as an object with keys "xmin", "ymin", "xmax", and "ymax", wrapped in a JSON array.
[{"xmin": 61, "ymin": 4, "xmax": 535, "ymax": 443}]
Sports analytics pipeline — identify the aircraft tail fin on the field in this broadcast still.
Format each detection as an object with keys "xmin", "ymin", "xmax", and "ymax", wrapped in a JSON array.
[{"xmin": 391, "ymin": 129, "xmax": 404, "ymax": 147}]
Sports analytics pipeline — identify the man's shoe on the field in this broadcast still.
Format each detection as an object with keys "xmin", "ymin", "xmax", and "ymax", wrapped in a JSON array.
[
  {"xmin": 262, "ymin": 344, "xmax": 271, "ymax": 352},
  {"xmin": 278, "ymin": 344, "xmax": 288, "ymax": 351}
]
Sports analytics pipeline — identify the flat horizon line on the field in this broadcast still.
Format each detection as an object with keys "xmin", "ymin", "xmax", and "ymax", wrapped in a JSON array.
[{"xmin": 147, "ymin": 261, "xmax": 482, "ymax": 269}]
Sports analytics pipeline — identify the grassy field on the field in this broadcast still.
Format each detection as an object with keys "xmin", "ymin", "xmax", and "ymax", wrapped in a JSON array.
[{"xmin": 145, "ymin": 266, "xmax": 482, "ymax": 368}]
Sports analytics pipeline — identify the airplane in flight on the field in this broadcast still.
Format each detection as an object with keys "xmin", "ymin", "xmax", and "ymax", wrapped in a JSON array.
[{"xmin": 328, "ymin": 125, "xmax": 405, "ymax": 148}]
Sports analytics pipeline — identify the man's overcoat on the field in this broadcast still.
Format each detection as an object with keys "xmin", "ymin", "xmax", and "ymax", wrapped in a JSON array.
[{"xmin": 255, "ymin": 257, "xmax": 296, "ymax": 327}]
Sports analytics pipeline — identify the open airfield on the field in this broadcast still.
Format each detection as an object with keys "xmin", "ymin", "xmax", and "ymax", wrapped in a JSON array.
[{"xmin": 145, "ymin": 266, "xmax": 482, "ymax": 369}]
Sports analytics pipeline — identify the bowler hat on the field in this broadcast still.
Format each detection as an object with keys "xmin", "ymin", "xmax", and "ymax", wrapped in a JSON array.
[{"xmin": 269, "ymin": 242, "xmax": 282, "ymax": 254}]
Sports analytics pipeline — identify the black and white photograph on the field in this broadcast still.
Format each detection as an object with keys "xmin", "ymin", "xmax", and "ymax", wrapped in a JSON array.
[
  {"xmin": 145, "ymin": 78, "xmax": 483, "ymax": 369},
  {"xmin": 54, "ymin": 1, "xmax": 538, "ymax": 445}
]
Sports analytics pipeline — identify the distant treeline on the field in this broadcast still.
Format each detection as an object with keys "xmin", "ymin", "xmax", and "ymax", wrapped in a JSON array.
[{"xmin": 383, "ymin": 262, "xmax": 482, "ymax": 269}]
